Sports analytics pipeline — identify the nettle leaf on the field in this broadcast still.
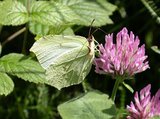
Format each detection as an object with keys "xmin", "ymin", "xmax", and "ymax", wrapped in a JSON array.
[
  {"xmin": 48, "ymin": 26, "xmax": 74, "ymax": 35},
  {"xmin": 29, "ymin": 1, "xmax": 78, "ymax": 26},
  {"xmin": 30, "ymin": 35, "xmax": 94, "ymax": 90},
  {"xmin": 0, "ymin": 53, "xmax": 46, "ymax": 84},
  {"xmin": 58, "ymin": 0, "xmax": 117, "ymax": 26},
  {"xmin": 29, "ymin": 0, "xmax": 116, "ymax": 27},
  {"xmin": 58, "ymin": 91, "xmax": 116, "ymax": 119},
  {"xmin": 17, "ymin": 0, "xmax": 36, "ymax": 7},
  {"xmin": 29, "ymin": 22, "xmax": 51, "ymax": 35},
  {"xmin": 0, "ymin": 0, "xmax": 28, "ymax": 25},
  {"xmin": 29, "ymin": 22, "xmax": 74, "ymax": 35},
  {"xmin": 0, "ymin": 72, "xmax": 14, "ymax": 96}
]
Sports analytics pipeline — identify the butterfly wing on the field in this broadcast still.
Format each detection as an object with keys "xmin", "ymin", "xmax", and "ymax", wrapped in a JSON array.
[{"xmin": 30, "ymin": 35, "xmax": 94, "ymax": 90}]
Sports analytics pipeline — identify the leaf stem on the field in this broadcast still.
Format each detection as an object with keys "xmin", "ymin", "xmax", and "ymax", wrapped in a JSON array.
[
  {"xmin": 82, "ymin": 81, "xmax": 87, "ymax": 93},
  {"xmin": 111, "ymin": 76, "xmax": 123, "ymax": 101},
  {"xmin": 22, "ymin": 24, "xmax": 28, "ymax": 54},
  {"xmin": 2, "ymin": 27, "xmax": 26, "ymax": 47},
  {"xmin": 21, "ymin": 0, "xmax": 30, "ymax": 54}
]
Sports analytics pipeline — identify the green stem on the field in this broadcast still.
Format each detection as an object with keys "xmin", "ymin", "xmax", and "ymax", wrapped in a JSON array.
[
  {"xmin": 111, "ymin": 77, "xmax": 123, "ymax": 101},
  {"xmin": 82, "ymin": 81, "xmax": 87, "ymax": 93},
  {"xmin": 22, "ymin": 0, "xmax": 30, "ymax": 54},
  {"xmin": 2, "ymin": 27, "xmax": 26, "ymax": 47},
  {"xmin": 22, "ymin": 24, "xmax": 28, "ymax": 54}
]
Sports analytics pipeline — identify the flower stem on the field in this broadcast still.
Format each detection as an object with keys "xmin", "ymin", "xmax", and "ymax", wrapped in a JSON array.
[{"xmin": 111, "ymin": 77, "xmax": 123, "ymax": 101}]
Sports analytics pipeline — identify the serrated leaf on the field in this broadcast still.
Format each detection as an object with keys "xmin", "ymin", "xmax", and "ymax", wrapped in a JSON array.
[
  {"xmin": 29, "ymin": 22, "xmax": 74, "ymax": 35},
  {"xmin": 30, "ymin": 35, "xmax": 94, "ymax": 90},
  {"xmin": 0, "ymin": 53, "xmax": 46, "ymax": 84},
  {"xmin": 151, "ymin": 46, "xmax": 160, "ymax": 54},
  {"xmin": 0, "ymin": 0, "xmax": 28, "ymax": 25},
  {"xmin": 29, "ymin": 0, "xmax": 116, "ymax": 27},
  {"xmin": 58, "ymin": 91, "xmax": 116, "ymax": 119},
  {"xmin": 29, "ymin": 22, "xmax": 50, "ymax": 35},
  {"xmin": 29, "ymin": 1, "xmax": 78, "ymax": 26},
  {"xmin": 140, "ymin": 0, "xmax": 160, "ymax": 24},
  {"xmin": 59, "ymin": 0, "xmax": 117, "ymax": 26},
  {"xmin": 0, "ymin": 72, "xmax": 14, "ymax": 96}
]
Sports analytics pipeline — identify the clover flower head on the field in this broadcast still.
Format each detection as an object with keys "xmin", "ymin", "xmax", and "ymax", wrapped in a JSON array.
[
  {"xmin": 127, "ymin": 84, "xmax": 160, "ymax": 119},
  {"xmin": 94, "ymin": 27, "xmax": 149, "ymax": 77}
]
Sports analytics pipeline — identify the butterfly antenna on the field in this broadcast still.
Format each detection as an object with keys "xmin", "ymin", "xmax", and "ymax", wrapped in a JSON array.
[
  {"xmin": 88, "ymin": 19, "xmax": 95, "ymax": 39},
  {"xmin": 91, "ymin": 27, "xmax": 107, "ymax": 35}
]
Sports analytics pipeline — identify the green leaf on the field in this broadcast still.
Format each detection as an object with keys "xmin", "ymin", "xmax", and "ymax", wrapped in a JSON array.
[
  {"xmin": 0, "ymin": 0, "xmax": 28, "ymax": 25},
  {"xmin": 59, "ymin": 0, "xmax": 117, "ymax": 26},
  {"xmin": 61, "ymin": 27, "xmax": 74, "ymax": 35},
  {"xmin": 29, "ymin": 0, "xmax": 116, "ymax": 27},
  {"xmin": 0, "ymin": 43, "xmax": 2, "ymax": 55},
  {"xmin": 0, "ymin": 72, "xmax": 14, "ymax": 96},
  {"xmin": 0, "ymin": 53, "xmax": 46, "ymax": 84},
  {"xmin": 29, "ymin": 1, "xmax": 78, "ymax": 26},
  {"xmin": 122, "ymin": 82, "xmax": 134, "ymax": 93},
  {"xmin": 140, "ymin": 0, "xmax": 160, "ymax": 24},
  {"xmin": 29, "ymin": 22, "xmax": 50, "ymax": 35},
  {"xmin": 151, "ymin": 46, "xmax": 160, "ymax": 54},
  {"xmin": 30, "ymin": 35, "xmax": 94, "ymax": 90},
  {"xmin": 48, "ymin": 26, "xmax": 74, "ymax": 35},
  {"xmin": 58, "ymin": 91, "xmax": 116, "ymax": 119},
  {"xmin": 29, "ymin": 22, "xmax": 74, "ymax": 35},
  {"xmin": 17, "ymin": 0, "xmax": 36, "ymax": 6}
]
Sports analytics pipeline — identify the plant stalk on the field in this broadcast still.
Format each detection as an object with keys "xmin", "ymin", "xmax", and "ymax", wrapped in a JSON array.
[
  {"xmin": 22, "ymin": 24, "xmax": 28, "ymax": 54},
  {"xmin": 82, "ymin": 81, "xmax": 87, "ymax": 93},
  {"xmin": 2, "ymin": 27, "xmax": 26, "ymax": 47},
  {"xmin": 111, "ymin": 77, "xmax": 123, "ymax": 101}
]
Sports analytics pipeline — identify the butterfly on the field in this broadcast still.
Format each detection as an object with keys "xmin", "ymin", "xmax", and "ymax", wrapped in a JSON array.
[{"xmin": 30, "ymin": 33, "xmax": 95, "ymax": 90}]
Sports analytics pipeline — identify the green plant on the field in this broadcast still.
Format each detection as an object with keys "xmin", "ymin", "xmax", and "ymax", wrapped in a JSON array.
[{"xmin": 0, "ymin": 0, "xmax": 116, "ymax": 95}]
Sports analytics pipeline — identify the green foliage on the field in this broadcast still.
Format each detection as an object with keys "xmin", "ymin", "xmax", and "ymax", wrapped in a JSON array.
[
  {"xmin": 36, "ymin": 84, "xmax": 54, "ymax": 119},
  {"xmin": 140, "ymin": 0, "xmax": 160, "ymax": 24},
  {"xmin": 0, "ymin": 0, "xmax": 28, "ymax": 25},
  {"xmin": 58, "ymin": 0, "xmax": 117, "ymax": 26},
  {"xmin": 0, "ymin": 43, "xmax": 1, "ymax": 55},
  {"xmin": 1, "ymin": 0, "xmax": 160, "ymax": 118},
  {"xmin": 0, "ymin": 72, "xmax": 14, "ymax": 95},
  {"xmin": 151, "ymin": 46, "xmax": 160, "ymax": 54},
  {"xmin": 151, "ymin": 116, "xmax": 160, "ymax": 119},
  {"xmin": 0, "ymin": 0, "xmax": 116, "ymax": 35},
  {"xmin": 30, "ymin": 35, "xmax": 94, "ymax": 90},
  {"xmin": 58, "ymin": 91, "xmax": 116, "ymax": 119},
  {"xmin": 29, "ymin": 22, "xmax": 51, "ymax": 36},
  {"xmin": 122, "ymin": 82, "xmax": 134, "ymax": 93},
  {"xmin": 29, "ymin": 22, "xmax": 74, "ymax": 35},
  {"xmin": 0, "ymin": 53, "xmax": 46, "ymax": 95},
  {"xmin": 29, "ymin": 1, "xmax": 77, "ymax": 26}
]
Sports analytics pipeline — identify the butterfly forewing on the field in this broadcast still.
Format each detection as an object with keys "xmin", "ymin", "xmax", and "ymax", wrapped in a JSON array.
[{"xmin": 30, "ymin": 35, "xmax": 95, "ymax": 90}]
